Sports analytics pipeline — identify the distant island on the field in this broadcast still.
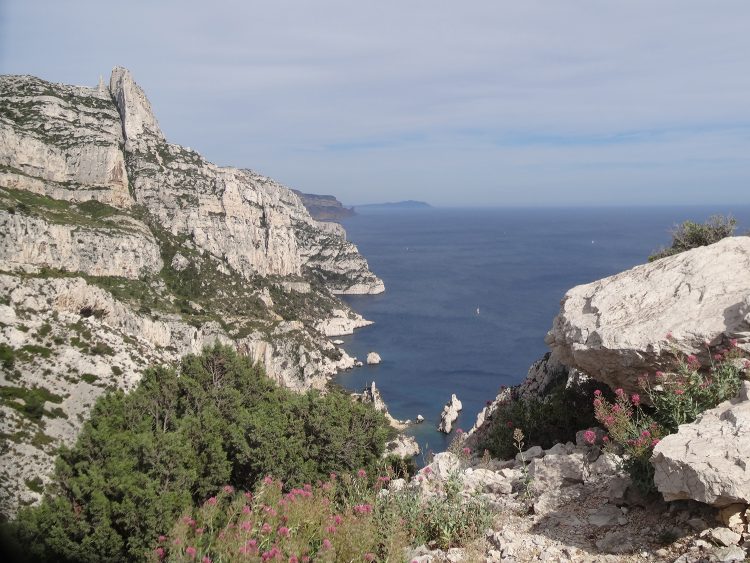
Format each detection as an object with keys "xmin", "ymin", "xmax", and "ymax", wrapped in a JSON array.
[{"xmin": 354, "ymin": 200, "xmax": 432, "ymax": 210}]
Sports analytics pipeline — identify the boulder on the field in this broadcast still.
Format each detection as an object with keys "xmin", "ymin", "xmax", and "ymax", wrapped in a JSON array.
[
  {"xmin": 366, "ymin": 352, "xmax": 381, "ymax": 365},
  {"xmin": 384, "ymin": 434, "xmax": 420, "ymax": 458},
  {"xmin": 462, "ymin": 468, "xmax": 513, "ymax": 495},
  {"xmin": 545, "ymin": 237, "xmax": 750, "ymax": 396},
  {"xmin": 437, "ymin": 394, "xmax": 462, "ymax": 433},
  {"xmin": 528, "ymin": 453, "xmax": 587, "ymax": 487},
  {"xmin": 651, "ymin": 382, "xmax": 750, "ymax": 507}
]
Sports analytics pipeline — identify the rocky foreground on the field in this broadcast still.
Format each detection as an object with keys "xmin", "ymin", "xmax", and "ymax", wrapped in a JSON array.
[{"xmin": 454, "ymin": 237, "xmax": 750, "ymax": 562}]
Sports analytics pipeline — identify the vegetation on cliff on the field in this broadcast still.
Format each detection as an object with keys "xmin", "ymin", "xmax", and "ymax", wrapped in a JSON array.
[
  {"xmin": 648, "ymin": 214, "xmax": 739, "ymax": 261},
  {"xmin": 1, "ymin": 346, "xmax": 392, "ymax": 562}
]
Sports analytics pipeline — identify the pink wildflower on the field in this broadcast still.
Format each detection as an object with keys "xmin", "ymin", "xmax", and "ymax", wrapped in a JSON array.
[
  {"xmin": 675, "ymin": 389, "xmax": 685, "ymax": 395},
  {"xmin": 326, "ymin": 525, "xmax": 337, "ymax": 534},
  {"xmin": 329, "ymin": 472, "xmax": 337, "ymax": 480},
  {"xmin": 631, "ymin": 393, "xmax": 640, "ymax": 406},
  {"xmin": 261, "ymin": 523, "xmax": 272, "ymax": 534},
  {"xmin": 240, "ymin": 521, "xmax": 252, "ymax": 531},
  {"xmin": 243, "ymin": 505, "xmax": 251, "ymax": 514},
  {"xmin": 729, "ymin": 339, "xmax": 738, "ymax": 348},
  {"xmin": 423, "ymin": 466, "xmax": 432, "ymax": 475},
  {"xmin": 594, "ymin": 389, "xmax": 602, "ymax": 396},
  {"xmin": 223, "ymin": 485, "xmax": 234, "ymax": 494},
  {"xmin": 651, "ymin": 439, "xmax": 660, "ymax": 447},
  {"xmin": 207, "ymin": 496, "xmax": 217, "ymax": 506},
  {"xmin": 155, "ymin": 547, "xmax": 165, "ymax": 559},
  {"xmin": 462, "ymin": 447, "xmax": 471, "ymax": 455},
  {"xmin": 322, "ymin": 538, "xmax": 332, "ymax": 550},
  {"xmin": 602, "ymin": 435, "xmax": 610, "ymax": 443},
  {"xmin": 604, "ymin": 416, "xmax": 615, "ymax": 427},
  {"xmin": 244, "ymin": 491, "xmax": 253, "ymax": 501},
  {"xmin": 364, "ymin": 554, "xmax": 376, "ymax": 562},
  {"xmin": 333, "ymin": 514, "xmax": 343, "ymax": 526},
  {"xmin": 158, "ymin": 535, "xmax": 167, "ymax": 543},
  {"xmin": 665, "ymin": 331, "xmax": 673, "ymax": 340},
  {"xmin": 641, "ymin": 430, "xmax": 650, "ymax": 438},
  {"xmin": 655, "ymin": 371, "xmax": 665, "ymax": 378},
  {"xmin": 202, "ymin": 557, "xmax": 212, "ymax": 563},
  {"xmin": 289, "ymin": 557, "xmax": 299, "ymax": 563},
  {"xmin": 263, "ymin": 476, "xmax": 274, "ymax": 486},
  {"xmin": 186, "ymin": 546, "xmax": 197, "ymax": 559},
  {"xmin": 583, "ymin": 430, "xmax": 596, "ymax": 445},
  {"xmin": 593, "ymin": 398, "xmax": 602, "ymax": 407},
  {"xmin": 455, "ymin": 428, "xmax": 464, "ymax": 435},
  {"xmin": 615, "ymin": 388, "xmax": 625, "ymax": 397},
  {"xmin": 278, "ymin": 526, "xmax": 290, "ymax": 537},
  {"xmin": 611, "ymin": 404, "xmax": 621, "ymax": 414},
  {"xmin": 357, "ymin": 469, "xmax": 367, "ymax": 479}
]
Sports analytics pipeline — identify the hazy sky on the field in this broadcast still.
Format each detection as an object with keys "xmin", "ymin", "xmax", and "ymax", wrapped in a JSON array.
[{"xmin": 2, "ymin": 1, "xmax": 749, "ymax": 206}]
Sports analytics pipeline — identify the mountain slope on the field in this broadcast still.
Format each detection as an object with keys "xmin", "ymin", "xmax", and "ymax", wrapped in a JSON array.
[{"xmin": 0, "ymin": 68, "xmax": 382, "ymax": 516}]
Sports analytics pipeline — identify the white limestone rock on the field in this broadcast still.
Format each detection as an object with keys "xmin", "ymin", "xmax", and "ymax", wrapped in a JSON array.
[
  {"xmin": 384, "ymin": 434, "xmax": 420, "ymax": 458},
  {"xmin": 366, "ymin": 352, "xmax": 381, "ymax": 365},
  {"xmin": 0, "ymin": 210, "xmax": 162, "ymax": 279},
  {"xmin": 437, "ymin": 393, "xmax": 462, "ymax": 433},
  {"xmin": 546, "ymin": 237, "xmax": 750, "ymax": 396},
  {"xmin": 0, "ymin": 75, "xmax": 132, "ymax": 208},
  {"xmin": 315, "ymin": 308, "xmax": 373, "ymax": 336},
  {"xmin": 651, "ymin": 381, "xmax": 750, "ymax": 507},
  {"xmin": 528, "ymin": 453, "xmax": 588, "ymax": 488}
]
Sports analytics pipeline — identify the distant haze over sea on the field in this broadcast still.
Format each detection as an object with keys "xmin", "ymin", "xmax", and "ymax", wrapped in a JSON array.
[{"xmin": 334, "ymin": 205, "xmax": 750, "ymax": 458}]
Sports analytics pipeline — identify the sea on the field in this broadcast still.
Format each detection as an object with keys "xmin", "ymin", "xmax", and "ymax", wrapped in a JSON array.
[{"xmin": 333, "ymin": 205, "xmax": 750, "ymax": 460}]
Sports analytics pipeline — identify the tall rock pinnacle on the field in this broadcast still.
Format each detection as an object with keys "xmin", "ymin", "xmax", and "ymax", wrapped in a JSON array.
[{"xmin": 109, "ymin": 67, "xmax": 165, "ymax": 148}]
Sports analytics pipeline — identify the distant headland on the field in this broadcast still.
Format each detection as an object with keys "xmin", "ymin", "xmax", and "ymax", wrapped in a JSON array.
[{"xmin": 354, "ymin": 200, "xmax": 432, "ymax": 210}]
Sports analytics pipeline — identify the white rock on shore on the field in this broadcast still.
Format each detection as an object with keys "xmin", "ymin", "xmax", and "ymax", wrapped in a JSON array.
[
  {"xmin": 437, "ymin": 394, "xmax": 462, "ymax": 433},
  {"xmin": 366, "ymin": 352, "xmax": 381, "ymax": 365}
]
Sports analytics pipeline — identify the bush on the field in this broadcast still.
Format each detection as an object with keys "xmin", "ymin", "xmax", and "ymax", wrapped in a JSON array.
[
  {"xmin": 478, "ymin": 378, "xmax": 606, "ymax": 460},
  {"xmin": 2, "ymin": 345, "xmax": 391, "ymax": 562},
  {"xmin": 649, "ymin": 215, "xmax": 737, "ymax": 261}
]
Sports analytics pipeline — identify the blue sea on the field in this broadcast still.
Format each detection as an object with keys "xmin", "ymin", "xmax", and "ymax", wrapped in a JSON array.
[{"xmin": 334, "ymin": 206, "xmax": 750, "ymax": 460}]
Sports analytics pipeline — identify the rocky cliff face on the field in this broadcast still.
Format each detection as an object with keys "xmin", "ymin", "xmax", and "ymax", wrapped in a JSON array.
[{"xmin": 0, "ymin": 68, "xmax": 384, "ymax": 516}]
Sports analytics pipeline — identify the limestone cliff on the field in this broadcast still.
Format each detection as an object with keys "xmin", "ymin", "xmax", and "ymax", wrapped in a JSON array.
[{"xmin": 0, "ymin": 68, "xmax": 383, "ymax": 516}]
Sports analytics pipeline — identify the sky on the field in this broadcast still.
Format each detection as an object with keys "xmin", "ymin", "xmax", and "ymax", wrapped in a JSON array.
[{"xmin": 1, "ymin": 1, "xmax": 749, "ymax": 206}]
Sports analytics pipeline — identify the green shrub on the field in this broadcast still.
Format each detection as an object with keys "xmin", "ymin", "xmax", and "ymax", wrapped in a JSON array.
[
  {"xmin": 2, "ymin": 345, "xmax": 391, "ymax": 562},
  {"xmin": 649, "ymin": 214, "xmax": 737, "ymax": 261},
  {"xmin": 478, "ymin": 378, "xmax": 605, "ymax": 460}
]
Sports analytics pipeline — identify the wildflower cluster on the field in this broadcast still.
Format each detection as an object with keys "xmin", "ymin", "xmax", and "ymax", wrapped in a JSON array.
[
  {"xmin": 152, "ymin": 472, "xmax": 386, "ymax": 562},
  {"xmin": 593, "ymin": 388, "xmax": 665, "ymax": 493},
  {"xmin": 151, "ymin": 463, "xmax": 491, "ymax": 562},
  {"xmin": 641, "ymin": 339, "xmax": 747, "ymax": 433},
  {"xmin": 592, "ymin": 335, "xmax": 748, "ymax": 493}
]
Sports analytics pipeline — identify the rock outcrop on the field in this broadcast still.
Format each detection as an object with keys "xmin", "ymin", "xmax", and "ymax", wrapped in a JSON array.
[
  {"xmin": 546, "ymin": 237, "xmax": 750, "ymax": 397},
  {"xmin": 107, "ymin": 67, "xmax": 383, "ymax": 294},
  {"xmin": 651, "ymin": 381, "xmax": 750, "ymax": 507},
  {"xmin": 366, "ymin": 351, "xmax": 381, "ymax": 365},
  {"xmin": 437, "ymin": 394, "xmax": 462, "ymax": 433},
  {"xmin": 353, "ymin": 381, "xmax": 410, "ymax": 430}
]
